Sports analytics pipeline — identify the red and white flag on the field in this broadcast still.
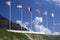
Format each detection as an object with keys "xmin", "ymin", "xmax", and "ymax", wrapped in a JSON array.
[
  {"xmin": 5, "ymin": 0, "xmax": 11, "ymax": 6},
  {"xmin": 26, "ymin": 7, "xmax": 31, "ymax": 12},
  {"xmin": 36, "ymin": 8, "xmax": 40, "ymax": 13},
  {"xmin": 17, "ymin": 4, "xmax": 22, "ymax": 8}
]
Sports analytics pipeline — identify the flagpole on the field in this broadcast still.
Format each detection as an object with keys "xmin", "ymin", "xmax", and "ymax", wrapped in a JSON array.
[
  {"xmin": 46, "ymin": 15, "xmax": 48, "ymax": 29},
  {"xmin": 46, "ymin": 12, "xmax": 48, "ymax": 29},
  {"xmin": 39, "ymin": 12, "xmax": 40, "ymax": 17},
  {"xmin": 53, "ymin": 15, "xmax": 55, "ymax": 40},
  {"xmin": 31, "ymin": 12, "xmax": 32, "ymax": 33},
  {"xmin": 21, "ymin": 9, "xmax": 23, "ymax": 31},
  {"xmin": 36, "ymin": 8, "xmax": 40, "ymax": 40},
  {"xmin": 9, "ymin": 4, "xmax": 11, "ymax": 30},
  {"xmin": 44, "ymin": 11, "xmax": 48, "ymax": 30},
  {"xmin": 17, "ymin": 4, "xmax": 23, "ymax": 31},
  {"xmin": 5, "ymin": 0, "xmax": 11, "ymax": 30},
  {"xmin": 53, "ymin": 15, "xmax": 55, "ymax": 33},
  {"xmin": 52, "ymin": 13, "xmax": 55, "ymax": 34}
]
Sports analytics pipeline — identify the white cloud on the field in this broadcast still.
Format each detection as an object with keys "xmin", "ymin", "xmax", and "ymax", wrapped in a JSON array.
[
  {"xmin": 33, "ymin": 17, "xmax": 43, "ymax": 25},
  {"xmin": 53, "ymin": 32, "xmax": 60, "ymax": 35},
  {"xmin": 16, "ymin": 20, "xmax": 29, "ymax": 30},
  {"xmin": 16, "ymin": 17, "xmax": 60, "ymax": 35},
  {"xmin": 52, "ymin": 0, "xmax": 60, "ymax": 3},
  {"xmin": 54, "ymin": 23, "xmax": 60, "ymax": 25},
  {"xmin": 33, "ymin": 17, "xmax": 52, "ymax": 34},
  {"xmin": 46, "ymin": 0, "xmax": 60, "ymax": 6},
  {"xmin": 34, "ymin": 24, "xmax": 52, "ymax": 34},
  {"xmin": 52, "ymin": 0, "xmax": 60, "ymax": 6}
]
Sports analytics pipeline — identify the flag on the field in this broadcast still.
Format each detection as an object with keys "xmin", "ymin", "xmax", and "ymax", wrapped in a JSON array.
[
  {"xmin": 36, "ymin": 8, "xmax": 40, "ymax": 13},
  {"xmin": 5, "ymin": 0, "xmax": 11, "ymax": 6},
  {"xmin": 26, "ymin": 7, "xmax": 31, "ymax": 12},
  {"xmin": 44, "ymin": 11, "xmax": 47, "ymax": 15},
  {"xmin": 52, "ymin": 13, "xmax": 54, "ymax": 17},
  {"xmin": 17, "ymin": 4, "xmax": 22, "ymax": 8}
]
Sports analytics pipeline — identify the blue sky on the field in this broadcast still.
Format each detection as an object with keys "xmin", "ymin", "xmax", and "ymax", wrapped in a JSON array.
[{"xmin": 0, "ymin": 0, "xmax": 60, "ymax": 34}]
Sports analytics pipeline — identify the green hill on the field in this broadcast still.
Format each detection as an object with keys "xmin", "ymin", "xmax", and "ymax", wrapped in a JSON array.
[
  {"xmin": 0, "ymin": 29, "xmax": 60, "ymax": 40},
  {"xmin": 0, "ymin": 29, "xmax": 30, "ymax": 40},
  {"xmin": 0, "ymin": 16, "xmax": 28, "ymax": 30},
  {"xmin": 0, "ymin": 16, "xmax": 60, "ymax": 40}
]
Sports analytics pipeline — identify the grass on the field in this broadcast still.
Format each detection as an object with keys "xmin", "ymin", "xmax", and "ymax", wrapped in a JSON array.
[
  {"xmin": 0, "ymin": 28, "xmax": 60, "ymax": 40},
  {"xmin": 0, "ymin": 28, "xmax": 30, "ymax": 40}
]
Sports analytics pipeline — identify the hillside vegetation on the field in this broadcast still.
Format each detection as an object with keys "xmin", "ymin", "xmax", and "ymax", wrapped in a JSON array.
[
  {"xmin": 0, "ymin": 29, "xmax": 60, "ymax": 40},
  {"xmin": 0, "ymin": 16, "xmax": 60, "ymax": 40},
  {"xmin": 0, "ymin": 29, "xmax": 30, "ymax": 40}
]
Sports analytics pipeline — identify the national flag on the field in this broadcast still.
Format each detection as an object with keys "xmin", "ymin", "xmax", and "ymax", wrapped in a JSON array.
[
  {"xmin": 5, "ymin": 0, "xmax": 11, "ymax": 6},
  {"xmin": 36, "ymin": 8, "xmax": 40, "ymax": 13},
  {"xmin": 52, "ymin": 13, "xmax": 54, "ymax": 17},
  {"xmin": 26, "ymin": 7, "xmax": 31, "ymax": 12},
  {"xmin": 17, "ymin": 4, "xmax": 22, "ymax": 8},
  {"xmin": 44, "ymin": 11, "xmax": 47, "ymax": 15}
]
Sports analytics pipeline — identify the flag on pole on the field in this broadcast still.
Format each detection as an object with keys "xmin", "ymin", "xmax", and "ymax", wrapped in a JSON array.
[
  {"xmin": 5, "ymin": 0, "xmax": 11, "ymax": 6},
  {"xmin": 5, "ymin": 0, "xmax": 11, "ymax": 29},
  {"xmin": 17, "ymin": 4, "xmax": 22, "ymax": 8},
  {"xmin": 36, "ymin": 8, "xmax": 40, "ymax": 13},
  {"xmin": 44, "ymin": 11, "xmax": 48, "ymax": 29},
  {"xmin": 52, "ymin": 13, "xmax": 55, "ymax": 33},
  {"xmin": 52, "ymin": 13, "xmax": 54, "ymax": 17},
  {"xmin": 44, "ymin": 11, "xmax": 47, "ymax": 15},
  {"xmin": 26, "ymin": 7, "xmax": 31, "ymax": 12}
]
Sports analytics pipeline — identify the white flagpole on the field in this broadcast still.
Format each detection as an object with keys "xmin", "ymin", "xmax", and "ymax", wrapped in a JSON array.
[
  {"xmin": 9, "ymin": 3, "xmax": 11, "ymax": 30},
  {"xmin": 45, "ymin": 11, "xmax": 48, "ymax": 29},
  {"xmin": 53, "ymin": 16, "xmax": 55, "ymax": 34},
  {"xmin": 39, "ymin": 10, "xmax": 40, "ymax": 17},
  {"xmin": 17, "ymin": 4, "xmax": 23, "ymax": 31},
  {"xmin": 20, "ymin": 7, "xmax": 23, "ymax": 32},
  {"xmin": 46, "ymin": 13, "xmax": 48, "ymax": 29},
  {"xmin": 6, "ymin": 1, "xmax": 11, "ymax": 30},
  {"xmin": 30, "ymin": 11, "xmax": 34, "ymax": 39},
  {"xmin": 31, "ymin": 12, "xmax": 32, "ymax": 33},
  {"xmin": 52, "ymin": 13, "xmax": 55, "ymax": 33},
  {"xmin": 36, "ymin": 8, "xmax": 41, "ymax": 40}
]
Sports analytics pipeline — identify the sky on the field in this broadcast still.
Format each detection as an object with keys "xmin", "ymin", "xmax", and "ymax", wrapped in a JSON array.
[{"xmin": 0, "ymin": 0, "xmax": 60, "ymax": 34}]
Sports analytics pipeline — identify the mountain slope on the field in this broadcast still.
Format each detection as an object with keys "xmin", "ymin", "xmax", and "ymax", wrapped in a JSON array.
[{"xmin": 0, "ymin": 16, "xmax": 28, "ymax": 30}]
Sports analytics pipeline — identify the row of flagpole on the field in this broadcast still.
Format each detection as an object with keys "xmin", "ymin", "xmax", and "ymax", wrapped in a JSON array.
[
  {"xmin": 5, "ymin": 0, "xmax": 55, "ymax": 34},
  {"xmin": 44, "ymin": 11, "xmax": 55, "ymax": 33}
]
